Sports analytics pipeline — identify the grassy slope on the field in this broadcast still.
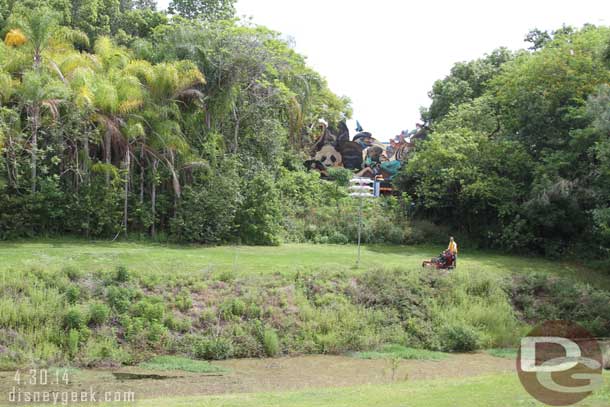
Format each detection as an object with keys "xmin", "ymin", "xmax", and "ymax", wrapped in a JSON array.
[
  {"xmin": 119, "ymin": 373, "xmax": 610, "ymax": 407},
  {"xmin": 0, "ymin": 240, "xmax": 607, "ymax": 287},
  {"xmin": 1, "ymin": 241, "xmax": 609, "ymax": 407}
]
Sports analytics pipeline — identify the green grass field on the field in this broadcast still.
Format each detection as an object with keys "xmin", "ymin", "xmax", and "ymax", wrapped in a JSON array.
[
  {"xmin": 0, "ymin": 240, "xmax": 607, "ymax": 286},
  {"xmin": 114, "ymin": 373, "xmax": 610, "ymax": 407}
]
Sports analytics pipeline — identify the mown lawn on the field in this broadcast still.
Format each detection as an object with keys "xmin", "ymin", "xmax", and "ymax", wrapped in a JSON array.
[
  {"xmin": 0, "ymin": 240, "xmax": 607, "ymax": 287},
  {"xmin": 112, "ymin": 373, "xmax": 610, "ymax": 407}
]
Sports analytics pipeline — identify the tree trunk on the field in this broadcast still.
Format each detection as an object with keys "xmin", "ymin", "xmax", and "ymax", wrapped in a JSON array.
[
  {"xmin": 232, "ymin": 106, "xmax": 239, "ymax": 153},
  {"xmin": 30, "ymin": 105, "xmax": 40, "ymax": 193},
  {"xmin": 83, "ymin": 132, "xmax": 89, "ymax": 182},
  {"xmin": 104, "ymin": 128, "xmax": 112, "ymax": 184},
  {"xmin": 5, "ymin": 134, "xmax": 15, "ymax": 188},
  {"xmin": 139, "ymin": 146, "xmax": 145, "ymax": 204},
  {"xmin": 151, "ymin": 159, "xmax": 158, "ymax": 237},
  {"xmin": 169, "ymin": 150, "xmax": 178, "ymax": 215},
  {"xmin": 74, "ymin": 142, "xmax": 79, "ymax": 190},
  {"xmin": 123, "ymin": 148, "xmax": 130, "ymax": 237},
  {"xmin": 33, "ymin": 48, "xmax": 42, "ymax": 70}
]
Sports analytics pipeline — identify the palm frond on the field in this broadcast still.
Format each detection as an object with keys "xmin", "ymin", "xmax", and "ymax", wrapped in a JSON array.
[
  {"xmin": 93, "ymin": 79, "xmax": 119, "ymax": 114},
  {"xmin": 41, "ymin": 98, "xmax": 62, "ymax": 120},
  {"xmin": 94, "ymin": 36, "xmax": 129, "ymax": 70},
  {"xmin": 55, "ymin": 27, "xmax": 90, "ymax": 49},
  {"xmin": 74, "ymin": 85, "xmax": 94, "ymax": 109},
  {"xmin": 125, "ymin": 60, "xmax": 154, "ymax": 85},
  {"xmin": 118, "ymin": 99, "xmax": 144, "ymax": 114},
  {"xmin": 59, "ymin": 53, "xmax": 98, "ymax": 79}
]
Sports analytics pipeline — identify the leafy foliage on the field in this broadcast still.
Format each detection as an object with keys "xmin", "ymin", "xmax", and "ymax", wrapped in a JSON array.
[
  {"xmin": 402, "ymin": 25, "xmax": 610, "ymax": 261},
  {"xmin": 0, "ymin": 2, "xmax": 350, "ymax": 244},
  {"xmin": 168, "ymin": 0, "xmax": 236, "ymax": 20}
]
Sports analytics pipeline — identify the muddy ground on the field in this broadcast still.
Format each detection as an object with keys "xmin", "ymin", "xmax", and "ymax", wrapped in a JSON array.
[{"xmin": 0, "ymin": 353, "xmax": 514, "ymax": 402}]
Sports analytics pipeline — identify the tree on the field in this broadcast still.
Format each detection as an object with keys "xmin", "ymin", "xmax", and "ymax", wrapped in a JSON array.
[
  {"xmin": 406, "ymin": 25, "xmax": 610, "ymax": 256},
  {"xmin": 0, "ymin": 10, "xmax": 352, "ymax": 242},
  {"xmin": 117, "ymin": 9, "xmax": 167, "ymax": 38},
  {"xmin": 524, "ymin": 28, "xmax": 551, "ymax": 51},
  {"xmin": 125, "ymin": 58, "xmax": 205, "ymax": 233},
  {"xmin": 19, "ymin": 71, "xmax": 69, "ymax": 192},
  {"xmin": 168, "ymin": 0, "xmax": 235, "ymax": 20},
  {"xmin": 11, "ymin": 7, "xmax": 60, "ymax": 69},
  {"xmin": 423, "ymin": 48, "xmax": 513, "ymax": 124}
]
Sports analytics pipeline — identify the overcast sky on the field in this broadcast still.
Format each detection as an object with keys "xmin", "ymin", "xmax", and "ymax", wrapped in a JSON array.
[{"xmin": 157, "ymin": 0, "xmax": 609, "ymax": 141}]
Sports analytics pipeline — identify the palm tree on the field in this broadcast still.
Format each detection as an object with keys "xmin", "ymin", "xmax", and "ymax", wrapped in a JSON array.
[
  {"xmin": 0, "ymin": 70, "xmax": 19, "ymax": 188},
  {"xmin": 12, "ymin": 7, "xmax": 59, "ymax": 69},
  {"xmin": 9, "ymin": 7, "xmax": 89, "ymax": 192},
  {"xmin": 126, "ymin": 59, "xmax": 205, "ymax": 234},
  {"xmin": 19, "ymin": 71, "xmax": 69, "ymax": 192},
  {"xmin": 61, "ymin": 38, "xmax": 144, "ymax": 235}
]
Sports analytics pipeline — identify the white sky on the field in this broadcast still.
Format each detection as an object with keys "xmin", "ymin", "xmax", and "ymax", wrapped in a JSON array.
[{"xmin": 157, "ymin": 0, "xmax": 610, "ymax": 141}]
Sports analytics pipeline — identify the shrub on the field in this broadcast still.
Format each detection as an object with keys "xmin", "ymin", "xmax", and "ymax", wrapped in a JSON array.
[
  {"xmin": 407, "ymin": 220, "xmax": 449, "ymax": 245},
  {"xmin": 106, "ymin": 286, "xmax": 135, "ymax": 314},
  {"xmin": 193, "ymin": 337, "xmax": 234, "ymax": 360},
  {"xmin": 65, "ymin": 285, "xmax": 80, "ymax": 305},
  {"xmin": 64, "ymin": 308, "xmax": 84, "ymax": 331},
  {"xmin": 169, "ymin": 164, "xmax": 241, "ymax": 244},
  {"xmin": 88, "ymin": 303, "xmax": 110, "ymax": 326},
  {"xmin": 440, "ymin": 323, "xmax": 482, "ymax": 352},
  {"xmin": 82, "ymin": 335, "xmax": 131, "ymax": 367},
  {"xmin": 199, "ymin": 308, "xmax": 217, "ymax": 325},
  {"xmin": 262, "ymin": 329, "xmax": 280, "ymax": 357},
  {"xmin": 219, "ymin": 298, "xmax": 246, "ymax": 320},
  {"xmin": 510, "ymin": 274, "xmax": 610, "ymax": 337},
  {"xmin": 147, "ymin": 322, "xmax": 168, "ymax": 342},
  {"xmin": 231, "ymin": 299, "xmax": 246, "ymax": 317},
  {"xmin": 131, "ymin": 298, "xmax": 165, "ymax": 322},
  {"xmin": 245, "ymin": 303, "xmax": 261, "ymax": 319},
  {"xmin": 67, "ymin": 329, "xmax": 79, "ymax": 358},
  {"xmin": 164, "ymin": 314, "xmax": 192, "ymax": 333},
  {"xmin": 63, "ymin": 266, "xmax": 83, "ymax": 282},
  {"xmin": 328, "ymin": 231, "xmax": 349, "ymax": 245},
  {"xmin": 175, "ymin": 289, "xmax": 193, "ymax": 313},
  {"xmin": 236, "ymin": 172, "xmax": 281, "ymax": 246},
  {"xmin": 115, "ymin": 265, "xmax": 130, "ymax": 283}
]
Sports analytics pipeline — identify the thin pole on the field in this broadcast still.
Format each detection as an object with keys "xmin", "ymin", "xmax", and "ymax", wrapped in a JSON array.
[{"xmin": 357, "ymin": 196, "xmax": 363, "ymax": 267}]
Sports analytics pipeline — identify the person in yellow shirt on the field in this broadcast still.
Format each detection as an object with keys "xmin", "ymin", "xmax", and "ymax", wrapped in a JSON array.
[{"xmin": 447, "ymin": 237, "xmax": 458, "ymax": 267}]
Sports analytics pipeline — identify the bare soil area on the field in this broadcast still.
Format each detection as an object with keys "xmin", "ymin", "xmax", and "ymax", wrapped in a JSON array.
[{"xmin": 0, "ymin": 353, "xmax": 514, "ymax": 403}]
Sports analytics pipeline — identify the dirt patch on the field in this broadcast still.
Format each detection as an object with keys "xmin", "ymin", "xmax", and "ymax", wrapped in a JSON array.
[
  {"xmin": 0, "ymin": 353, "xmax": 514, "ymax": 403},
  {"xmin": 213, "ymin": 353, "xmax": 514, "ymax": 392}
]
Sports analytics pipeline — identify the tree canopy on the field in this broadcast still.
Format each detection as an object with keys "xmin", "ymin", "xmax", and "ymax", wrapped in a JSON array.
[
  {"xmin": 400, "ymin": 25, "xmax": 610, "ymax": 259},
  {"xmin": 0, "ymin": 2, "xmax": 350, "ymax": 243}
]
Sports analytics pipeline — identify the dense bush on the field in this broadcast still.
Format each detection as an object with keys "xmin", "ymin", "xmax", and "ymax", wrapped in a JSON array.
[
  {"xmin": 63, "ymin": 308, "xmax": 85, "ymax": 331},
  {"xmin": 194, "ymin": 337, "xmax": 235, "ymax": 360},
  {"xmin": 236, "ymin": 173, "xmax": 282, "ymax": 246},
  {"xmin": 440, "ymin": 324, "xmax": 482, "ymax": 352},
  {"xmin": 262, "ymin": 329, "xmax": 280, "ymax": 357},
  {"xmin": 511, "ymin": 274, "xmax": 610, "ymax": 337},
  {"xmin": 170, "ymin": 163, "xmax": 242, "ymax": 244},
  {"xmin": 88, "ymin": 303, "xmax": 111, "ymax": 326}
]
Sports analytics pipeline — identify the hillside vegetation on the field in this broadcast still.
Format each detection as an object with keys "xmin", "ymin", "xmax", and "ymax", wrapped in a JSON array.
[{"xmin": 1, "ymin": 242, "xmax": 609, "ymax": 369}]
